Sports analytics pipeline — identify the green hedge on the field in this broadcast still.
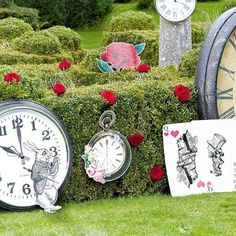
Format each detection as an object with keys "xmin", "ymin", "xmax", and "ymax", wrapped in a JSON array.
[
  {"xmin": 0, "ymin": 6, "xmax": 40, "ymax": 26},
  {"xmin": 0, "ymin": 17, "xmax": 33, "ymax": 40},
  {"xmin": 0, "ymin": 71, "xmax": 198, "ymax": 201},
  {"xmin": 191, "ymin": 22, "xmax": 206, "ymax": 45},
  {"xmin": 0, "ymin": 64, "xmax": 182, "ymax": 88},
  {"xmin": 103, "ymin": 30, "xmax": 159, "ymax": 66},
  {"xmin": 12, "ymin": 31, "xmax": 62, "ymax": 55},
  {"xmin": 46, "ymin": 26, "xmax": 81, "ymax": 51},
  {"xmin": 0, "ymin": 49, "xmax": 73, "ymax": 65},
  {"xmin": 109, "ymin": 10, "xmax": 156, "ymax": 32},
  {"xmin": 178, "ymin": 47, "xmax": 201, "ymax": 78}
]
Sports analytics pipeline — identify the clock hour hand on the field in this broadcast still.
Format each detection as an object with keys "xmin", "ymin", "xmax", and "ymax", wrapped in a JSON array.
[
  {"xmin": 0, "ymin": 146, "xmax": 19, "ymax": 155},
  {"xmin": 0, "ymin": 145, "xmax": 30, "ymax": 162}
]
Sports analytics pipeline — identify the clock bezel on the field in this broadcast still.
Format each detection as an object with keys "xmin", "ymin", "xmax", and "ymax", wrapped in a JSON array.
[
  {"xmin": 196, "ymin": 8, "xmax": 236, "ymax": 119},
  {"xmin": 154, "ymin": 0, "xmax": 196, "ymax": 23},
  {"xmin": 88, "ymin": 130, "xmax": 132, "ymax": 182},
  {"xmin": 0, "ymin": 100, "xmax": 73, "ymax": 211}
]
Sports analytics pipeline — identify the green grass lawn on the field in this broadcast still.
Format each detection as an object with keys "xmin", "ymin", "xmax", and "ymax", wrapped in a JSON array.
[
  {"xmin": 79, "ymin": 1, "xmax": 225, "ymax": 49},
  {"xmin": 1, "ymin": 192, "xmax": 236, "ymax": 236}
]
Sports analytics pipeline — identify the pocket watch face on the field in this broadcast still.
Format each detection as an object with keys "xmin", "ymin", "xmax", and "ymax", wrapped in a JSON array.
[
  {"xmin": 92, "ymin": 134, "xmax": 126, "ymax": 176},
  {"xmin": 0, "ymin": 101, "xmax": 72, "ymax": 209},
  {"xmin": 155, "ymin": 0, "xmax": 196, "ymax": 22},
  {"xmin": 217, "ymin": 29, "xmax": 236, "ymax": 119},
  {"xmin": 88, "ymin": 131, "xmax": 132, "ymax": 181}
]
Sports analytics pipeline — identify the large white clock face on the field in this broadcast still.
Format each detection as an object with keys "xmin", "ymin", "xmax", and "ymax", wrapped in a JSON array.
[
  {"xmin": 0, "ymin": 105, "xmax": 71, "ymax": 208},
  {"xmin": 155, "ymin": 0, "xmax": 196, "ymax": 22},
  {"xmin": 91, "ymin": 134, "xmax": 126, "ymax": 176}
]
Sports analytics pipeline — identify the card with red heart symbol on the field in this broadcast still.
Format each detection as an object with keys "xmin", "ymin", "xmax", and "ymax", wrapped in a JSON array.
[{"xmin": 163, "ymin": 120, "xmax": 235, "ymax": 197}]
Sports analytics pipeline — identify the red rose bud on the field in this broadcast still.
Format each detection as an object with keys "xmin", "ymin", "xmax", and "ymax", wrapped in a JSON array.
[
  {"xmin": 128, "ymin": 133, "xmax": 144, "ymax": 147},
  {"xmin": 58, "ymin": 60, "xmax": 71, "ymax": 70},
  {"xmin": 174, "ymin": 84, "xmax": 190, "ymax": 103},
  {"xmin": 150, "ymin": 166, "xmax": 164, "ymax": 182},
  {"xmin": 4, "ymin": 72, "xmax": 21, "ymax": 83},
  {"xmin": 100, "ymin": 90, "xmax": 117, "ymax": 105},
  {"xmin": 137, "ymin": 64, "xmax": 151, "ymax": 73},
  {"xmin": 52, "ymin": 83, "xmax": 67, "ymax": 95}
]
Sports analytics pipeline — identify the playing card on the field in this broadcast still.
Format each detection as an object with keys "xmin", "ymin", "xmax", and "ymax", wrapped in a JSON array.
[{"xmin": 163, "ymin": 120, "xmax": 236, "ymax": 197}]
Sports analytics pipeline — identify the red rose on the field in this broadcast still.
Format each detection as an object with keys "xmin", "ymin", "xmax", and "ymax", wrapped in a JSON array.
[
  {"xmin": 100, "ymin": 42, "xmax": 140, "ymax": 70},
  {"xmin": 174, "ymin": 84, "xmax": 190, "ymax": 103},
  {"xmin": 137, "ymin": 64, "xmax": 151, "ymax": 73},
  {"xmin": 128, "ymin": 133, "xmax": 144, "ymax": 147},
  {"xmin": 58, "ymin": 60, "xmax": 71, "ymax": 70},
  {"xmin": 100, "ymin": 90, "xmax": 117, "ymax": 105},
  {"xmin": 150, "ymin": 166, "xmax": 165, "ymax": 182},
  {"xmin": 52, "ymin": 83, "xmax": 67, "ymax": 95},
  {"xmin": 4, "ymin": 72, "xmax": 21, "ymax": 83}
]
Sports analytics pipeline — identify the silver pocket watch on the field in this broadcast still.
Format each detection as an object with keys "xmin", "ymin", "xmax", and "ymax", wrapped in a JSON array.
[{"xmin": 82, "ymin": 111, "xmax": 132, "ymax": 183}]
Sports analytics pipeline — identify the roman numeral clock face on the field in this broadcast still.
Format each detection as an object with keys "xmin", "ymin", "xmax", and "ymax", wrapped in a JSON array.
[
  {"xmin": 0, "ymin": 101, "xmax": 72, "ymax": 209},
  {"xmin": 217, "ymin": 30, "xmax": 236, "ymax": 119},
  {"xmin": 155, "ymin": 0, "xmax": 196, "ymax": 22}
]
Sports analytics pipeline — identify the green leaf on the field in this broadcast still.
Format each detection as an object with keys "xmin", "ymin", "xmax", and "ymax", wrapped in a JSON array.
[
  {"xmin": 135, "ymin": 43, "xmax": 146, "ymax": 55},
  {"xmin": 96, "ymin": 59, "xmax": 114, "ymax": 73}
]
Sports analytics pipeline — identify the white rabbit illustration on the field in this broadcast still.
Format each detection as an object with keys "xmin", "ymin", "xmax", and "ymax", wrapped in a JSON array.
[{"xmin": 23, "ymin": 141, "xmax": 61, "ymax": 213}]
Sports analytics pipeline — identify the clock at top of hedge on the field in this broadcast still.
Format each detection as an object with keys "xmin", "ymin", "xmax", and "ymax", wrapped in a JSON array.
[
  {"xmin": 196, "ymin": 8, "xmax": 236, "ymax": 119},
  {"xmin": 154, "ymin": 0, "xmax": 196, "ymax": 22},
  {"xmin": 0, "ymin": 100, "xmax": 72, "ymax": 210}
]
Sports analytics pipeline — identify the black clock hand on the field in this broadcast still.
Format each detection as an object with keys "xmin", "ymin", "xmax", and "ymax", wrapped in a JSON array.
[
  {"xmin": 0, "ymin": 145, "xmax": 30, "ymax": 161},
  {"xmin": 0, "ymin": 146, "xmax": 19, "ymax": 155},
  {"xmin": 16, "ymin": 122, "xmax": 25, "ymax": 165}
]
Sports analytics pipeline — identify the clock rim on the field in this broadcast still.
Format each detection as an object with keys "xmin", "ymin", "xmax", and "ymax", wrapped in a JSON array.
[
  {"xmin": 196, "ymin": 7, "xmax": 236, "ymax": 119},
  {"xmin": 88, "ymin": 130, "xmax": 132, "ymax": 182},
  {"xmin": 154, "ymin": 0, "xmax": 196, "ymax": 23},
  {"xmin": 0, "ymin": 100, "xmax": 73, "ymax": 211}
]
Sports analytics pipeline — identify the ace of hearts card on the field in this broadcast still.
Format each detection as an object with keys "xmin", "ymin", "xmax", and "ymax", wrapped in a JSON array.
[{"xmin": 163, "ymin": 120, "xmax": 236, "ymax": 197}]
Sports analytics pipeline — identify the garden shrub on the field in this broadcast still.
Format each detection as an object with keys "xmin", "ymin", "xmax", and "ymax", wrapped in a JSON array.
[
  {"xmin": 109, "ymin": 11, "xmax": 156, "ymax": 32},
  {"xmin": 12, "ymin": 31, "xmax": 62, "ymax": 55},
  {"xmin": 41, "ymin": 79, "xmax": 198, "ymax": 201},
  {"xmin": 178, "ymin": 47, "xmax": 201, "ymax": 78},
  {"xmin": 191, "ymin": 22, "xmax": 206, "ymax": 45},
  {"xmin": 103, "ymin": 30, "xmax": 159, "ymax": 66},
  {"xmin": 0, "ymin": 6, "xmax": 40, "ymax": 27},
  {"xmin": 0, "ymin": 17, "xmax": 33, "ymax": 40},
  {"xmin": 114, "ymin": 0, "xmax": 131, "ymax": 2},
  {"xmin": 46, "ymin": 26, "xmax": 81, "ymax": 51},
  {"xmin": 15, "ymin": 0, "xmax": 113, "ymax": 28},
  {"xmin": 80, "ymin": 48, "xmax": 103, "ymax": 72},
  {"xmin": 137, "ymin": 0, "xmax": 153, "ymax": 9},
  {"xmin": 0, "ymin": 49, "xmax": 73, "ymax": 65},
  {"xmin": 223, "ymin": 0, "xmax": 236, "ymax": 12},
  {"xmin": 0, "ymin": 0, "xmax": 13, "ymax": 7},
  {"xmin": 0, "ymin": 62, "xmax": 198, "ymax": 201}
]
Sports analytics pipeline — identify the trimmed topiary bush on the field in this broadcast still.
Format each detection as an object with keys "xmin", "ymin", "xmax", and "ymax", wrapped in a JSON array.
[
  {"xmin": 0, "ymin": 67, "xmax": 198, "ymax": 202},
  {"xmin": 12, "ymin": 31, "xmax": 62, "ymax": 55},
  {"xmin": 15, "ymin": 0, "xmax": 113, "ymax": 28},
  {"xmin": 0, "ymin": 17, "xmax": 33, "ymax": 40},
  {"xmin": 109, "ymin": 11, "xmax": 156, "ymax": 32},
  {"xmin": 137, "ymin": 0, "xmax": 153, "ymax": 9},
  {"xmin": 46, "ymin": 26, "xmax": 81, "ymax": 51},
  {"xmin": 0, "ymin": 49, "xmax": 73, "ymax": 64},
  {"xmin": 178, "ymin": 47, "xmax": 201, "ymax": 78},
  {"xmin": 191, "ymin": 22, "xmax": 206, "ymax": 45},
  {"xmin": 103, "ymin": 30, "xmax": 159, "ymax": 66},
  {"xmin": 0, "ymin": 0, "xmax": 13, "ymax": 7}
]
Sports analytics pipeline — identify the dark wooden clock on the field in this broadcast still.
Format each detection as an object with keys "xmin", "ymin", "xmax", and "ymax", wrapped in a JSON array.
[{"xmin": 196, "ymin": 7, "xmax": 236, "ymax": 119}]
